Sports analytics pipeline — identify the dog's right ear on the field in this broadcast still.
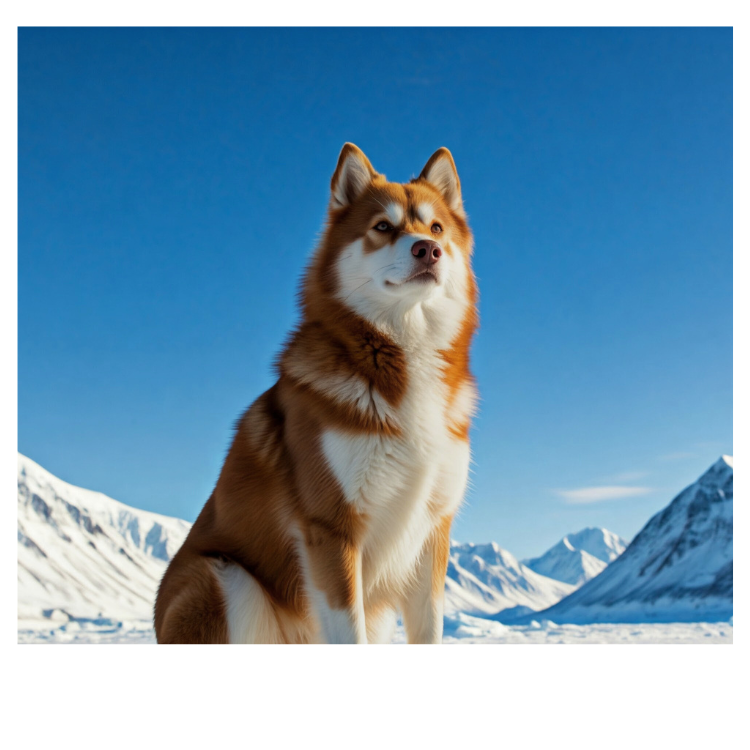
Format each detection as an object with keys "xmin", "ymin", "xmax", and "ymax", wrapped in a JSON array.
[{"xmin": 330, "ymin": 143, "xmax": 378, "ymax": 210}]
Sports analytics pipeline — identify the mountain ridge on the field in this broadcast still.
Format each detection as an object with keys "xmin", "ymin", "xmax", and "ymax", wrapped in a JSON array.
[
  {"xmin": 18, "ymin": 453, "xmax": 190, "ymax": 623},
  {"xmin": 518, "ymin": 456, "xmax": 733, "ymax": 624},
  {"xmin": 524, "ymin": 527, "xmax": 628, "ymax": 586},
  {"xmin": 445, "ymin": 541, "xmax": 575, "ymax": 616}
]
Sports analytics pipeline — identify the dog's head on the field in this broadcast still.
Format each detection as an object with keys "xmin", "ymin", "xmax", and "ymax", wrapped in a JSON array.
[{"xmin": 310, "ymin": 144, "xmax": 475, "ymax": 342}]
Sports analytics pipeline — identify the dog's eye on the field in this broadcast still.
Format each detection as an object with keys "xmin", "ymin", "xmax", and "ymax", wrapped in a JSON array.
[
  {"xmin": 431, "ymin": 223, "xmax": 443, "ymax": 234},
  {"xmin": 374, "ymin": 221, "xmax": 392, "ymax": 232}
]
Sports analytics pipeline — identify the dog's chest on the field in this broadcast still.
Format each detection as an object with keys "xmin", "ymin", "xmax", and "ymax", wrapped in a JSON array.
[{"xmin": 320, "ymin": 361, "xmax": 471, "ymax": 587}]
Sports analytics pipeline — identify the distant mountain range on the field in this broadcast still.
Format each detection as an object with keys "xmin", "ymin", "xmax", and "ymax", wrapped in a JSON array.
[
  {"xmin": 445, "ymin": 541, "xmax": 576, "ymax": 616},
  {"xmin": 17, "ymin": 453, "xmax": 733, "ymax": 631}
]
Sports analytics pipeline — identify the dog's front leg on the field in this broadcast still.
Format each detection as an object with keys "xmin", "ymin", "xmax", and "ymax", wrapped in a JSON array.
[
  {"xmin": 301, "ymin": 520, "xmax": 367, "ymax": 644},
  {"xmin": 400, "ymin": 515, "xmax": 452, "ymax": 644}
]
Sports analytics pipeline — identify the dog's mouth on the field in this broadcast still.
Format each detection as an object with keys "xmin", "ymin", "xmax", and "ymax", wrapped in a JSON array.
[
  {"xmin": 407, "ymin": 268, "xmax": 438, "ymax": 283},
  {"xmin": 386, "ymin": 268, "xmax": 438, "ymax": 287}
]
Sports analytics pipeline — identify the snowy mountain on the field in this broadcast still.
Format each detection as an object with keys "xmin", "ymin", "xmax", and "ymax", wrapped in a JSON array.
[
  {"xmin": 524, "ymin": 527, "xmax": 628, "ymax": 586},
  {"xmin": 17, "ymin": 453, "xmax": 733, "ymax": 639},
  {"xmin": 445, "ymin": 541, "xmax": 575, "ymax": 617},
  {"xmin": 564, "ymin": 527, "xmax": 628, "ymax": 564},
  {"xmin": 17, "ymin": 453, "xmax": 190, "ymax": 626},
  {"xmin": 527, "ymin": 457, "xmax": 733, "ymax": 624},
  {"xmin": 18, "ymin": 453, "xmax": 576, "ymax": 630}
]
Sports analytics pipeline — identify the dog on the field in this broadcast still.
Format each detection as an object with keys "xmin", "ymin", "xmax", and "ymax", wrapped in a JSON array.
[{"xmin": 154, "ymin": 144, "xmax": 478, "ymax": 643}]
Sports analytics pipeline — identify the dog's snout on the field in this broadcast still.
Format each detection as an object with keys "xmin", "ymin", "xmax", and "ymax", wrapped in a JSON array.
[{"xmin": 411, "ymin": 240, "xmax": 443, "ymax": 265}]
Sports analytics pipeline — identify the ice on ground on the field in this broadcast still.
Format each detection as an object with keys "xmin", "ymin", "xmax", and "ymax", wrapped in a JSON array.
[{"xmin": 18, "ymin": 617, "xmax": 733, "ymax": 645}]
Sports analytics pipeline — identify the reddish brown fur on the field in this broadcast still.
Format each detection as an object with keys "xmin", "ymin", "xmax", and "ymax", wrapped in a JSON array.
[{"xmin": 154, "ymin": 144, "xmax": 477, "ymax": 643}]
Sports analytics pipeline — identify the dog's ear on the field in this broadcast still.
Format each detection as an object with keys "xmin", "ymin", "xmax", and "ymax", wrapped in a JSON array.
[
  {"xmin": 418, "ymin": 148, "xmax": 464, "ymax": 215},
  {"xmin": 330, "ymin": 143, "xmax": 378, "ymax": 210}
]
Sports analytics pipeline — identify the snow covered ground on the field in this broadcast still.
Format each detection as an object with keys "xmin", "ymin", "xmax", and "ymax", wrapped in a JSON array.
[{"xmin": 18, "ymin": 616, "xmax": 733, "ymax": 644}]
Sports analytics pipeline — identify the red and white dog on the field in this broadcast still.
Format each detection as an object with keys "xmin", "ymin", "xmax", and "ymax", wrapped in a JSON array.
[{"xmin": 154, "ymin": 144, "xmax": 478, "ymax": 643}]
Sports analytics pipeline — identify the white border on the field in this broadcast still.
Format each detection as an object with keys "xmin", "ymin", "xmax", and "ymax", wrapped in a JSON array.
[
  {"xmin": 4, "ymin": 7, "xmax": 743, "ymax": 746},
  {"xmin": 4, "ymin": 1, "xmax": 745, "ymax": 27}
]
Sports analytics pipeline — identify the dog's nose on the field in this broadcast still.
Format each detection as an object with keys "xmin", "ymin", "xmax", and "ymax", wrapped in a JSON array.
[{"xmin": 411, "ymin": 240, "xmax": 443, "ymax": 265}]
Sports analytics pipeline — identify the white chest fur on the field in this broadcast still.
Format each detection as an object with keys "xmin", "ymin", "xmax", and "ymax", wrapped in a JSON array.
[{"xmin": 320, "ymin": 356, "xmax": 471, "ymax": 598}]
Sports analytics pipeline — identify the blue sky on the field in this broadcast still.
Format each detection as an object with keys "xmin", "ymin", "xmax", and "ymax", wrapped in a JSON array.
[{"xmin": 18, "ymin": 28, "xmax": 732, "ymax": 558}]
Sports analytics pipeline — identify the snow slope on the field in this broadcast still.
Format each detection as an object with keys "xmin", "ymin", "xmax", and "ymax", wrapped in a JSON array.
[
  {"xmin": 17, "ymin": 453, "xmax": 190, "ymax": 625},
  {"xmin": 566, "ymin": 527, "xmax": 628, "ymax": 562},
  {"xmin": 445, "ymin": 541, "xmax": 575, "ymax": 616},
  {"xmin": 524, "ymin": 527, "xmax": 628, "ymax": 586},
  {"xmin": 528, "ymin": 457, "xmax": 733, "ymax": 624}
]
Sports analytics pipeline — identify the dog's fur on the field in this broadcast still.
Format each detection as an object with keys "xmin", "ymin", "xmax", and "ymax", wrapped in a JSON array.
[{"xmin": 154, "ymin": 144, "xmax": 478, "ymax": 643}]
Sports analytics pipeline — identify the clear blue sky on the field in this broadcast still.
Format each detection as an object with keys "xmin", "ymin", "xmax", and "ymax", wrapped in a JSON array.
[{"xmin": 18, "ymin": 28, "xmax": 732, "ymax": 559}]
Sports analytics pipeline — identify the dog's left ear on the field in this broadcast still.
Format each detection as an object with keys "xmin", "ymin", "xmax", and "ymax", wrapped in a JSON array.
[{"xmin": 418, "ymin": 148, "xmax": 464, "ymax": 216}]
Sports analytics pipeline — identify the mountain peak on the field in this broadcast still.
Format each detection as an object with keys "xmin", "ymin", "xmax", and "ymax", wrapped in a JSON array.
[
  {"xmin": 556, "ymin": 527, "xmax": 627, "ymax": 563},
  {"xmin": 694, "ymin": 454, "xmax": 734, "ymax": 489},
  {"xmin": 524, "ymin": 526, "xmax": 628, "ymax": 587}
]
